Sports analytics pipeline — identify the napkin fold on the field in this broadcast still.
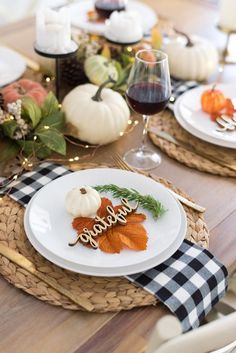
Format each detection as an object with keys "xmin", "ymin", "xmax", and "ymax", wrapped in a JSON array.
[
  {"xmin": 168, "ymin": 78, "xmax": 198, "ymax": 111},
  {"xmin": 0, "ymin": 162, "xmax": 228, "ymax": 332}
]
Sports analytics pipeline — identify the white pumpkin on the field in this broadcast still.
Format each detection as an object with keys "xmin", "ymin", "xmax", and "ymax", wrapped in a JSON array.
[
  {"xmin": 163, "ymin": 34, "xmax": 218, "ymax": 81},
  {"xmin": 65, "ymin": 186, "xmax": 101, "ymax": 217},
  {"xmin": 62, "ymin": 80, "xmax": 130, "ymax": 145}
]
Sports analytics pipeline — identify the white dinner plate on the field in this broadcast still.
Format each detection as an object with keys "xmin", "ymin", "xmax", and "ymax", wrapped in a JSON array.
[
  {"xmin": 68, "ymin": 0, "xmax": 158, "ymax": 35},
  {"xmin": 0, "ymin": 46, "xmax": 26, "ymax": 87},
  {"xmin": 174, "ymin": 84, "xmax": 236, "ymax": 149},
  {"xmin": 24, "ymin": 168, "xmax": 187, "ymax": 276}
]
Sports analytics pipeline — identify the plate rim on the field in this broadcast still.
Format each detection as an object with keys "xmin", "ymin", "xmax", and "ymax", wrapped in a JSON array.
[
  {"xmin": 23, "ymin": 168, "xmax": 187, "ymax": 276},
  {"xmin": 24, "ymin": 191, "xmax": 187, "ymax": 276},
  {"xmin": 174, "ymin": 87, "xmax": 236, "ymax": 149},
  {"xmin": 0, "ymin": 46, "xmax": 26, "ymax": 87},
  {"xmin": 69, "ymin": 0, "xmax": 158, "ymax": 35}
]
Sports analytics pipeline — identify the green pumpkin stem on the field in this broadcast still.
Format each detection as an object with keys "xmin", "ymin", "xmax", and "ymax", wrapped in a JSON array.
[
  {"xmin": 92, "ymin": 76, "xmax": 116, "ymax": 102},
  {"xmin": 174, "ymin": 28, "xmax": 194, "ymax": 47}
]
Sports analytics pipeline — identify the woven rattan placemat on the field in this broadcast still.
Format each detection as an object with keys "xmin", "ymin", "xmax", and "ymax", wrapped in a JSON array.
[
  {"xmin": 0, "ymin": 164, "xmax": 209, "ymax": 312},
  {"xmin": 149, "ymin": 111, "xmax": 236, "ymax": 177}
]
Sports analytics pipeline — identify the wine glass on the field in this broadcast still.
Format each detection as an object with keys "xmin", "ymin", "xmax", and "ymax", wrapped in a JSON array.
[{"xmin": 124, "ymin": 49, "xmax": 171, "ymax": 170}]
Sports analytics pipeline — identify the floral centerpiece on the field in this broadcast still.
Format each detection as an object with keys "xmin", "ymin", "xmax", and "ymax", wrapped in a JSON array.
[
  {"xmin": 0, "ymin": 79, "xmax": 66, "ymax": 163},
  {"xmin": 60, "ymin": 28, "xmax": 162, "ymax": 94}
]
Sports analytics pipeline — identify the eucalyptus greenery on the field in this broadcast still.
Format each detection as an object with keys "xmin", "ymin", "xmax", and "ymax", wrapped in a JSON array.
[
  {"xmin": 94, "ymin": 184, "xmax": 167, "ymax": 219},
  {"xmin": 0, "ymin": 92, "xmax": 66, "ymax": 162}
]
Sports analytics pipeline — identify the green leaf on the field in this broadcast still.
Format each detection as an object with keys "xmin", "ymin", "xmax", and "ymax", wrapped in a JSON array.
[
  {"xmin": 0, "ymin": 138, "xmax": 19, "ymax": 162},
  {"xmin": 22, "ymin": 96, "xmax": 42, "ymax": 128},
  {"xmin": 41, "ymin": 92, "xmax": 59, "ymax": 117},
  {"xmin": 16, "ymin": 140, "xmax": 51, "ymax": 159},
  {"xmin": 113, "ymin": 61, "xmax": 131, "ymax": 88},
  {"xmin": 2, "ymin": 120, "xmax": 18, "ymax": 139},
  {"xmin": 37, "ymin": 111, "xmax": 65, "ymax": 132},
  {"xmin": 36, "ymin": 128, "xmax": 66, "ymax": 155}
]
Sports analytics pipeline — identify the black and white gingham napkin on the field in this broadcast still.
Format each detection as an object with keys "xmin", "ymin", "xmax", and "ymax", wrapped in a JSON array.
[
  {"xmin": 168, "ymin": 78, "xmax": 198, "ymax": 111},
  {"xmin": 0, "ymin": 162, "xmax": 228, "ymax": 332}
]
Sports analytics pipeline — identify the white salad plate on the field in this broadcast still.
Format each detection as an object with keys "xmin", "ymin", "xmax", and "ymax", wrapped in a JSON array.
[
  {"xmin": 0, "ymin": 46, "xmax": 26, "ymax": 87},
  {"xmin": 174, "ymin": 84, "xmax": 236, "ymax": 149},
  {"xmin": 68, "ymin": 0, "xmax": 158, "ymax": 35},
  {"xmin": 24, "ymin": 168, "xmax": 187, "ymax": 277}
]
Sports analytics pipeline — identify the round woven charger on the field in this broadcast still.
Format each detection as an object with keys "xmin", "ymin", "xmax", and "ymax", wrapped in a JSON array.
[
  {"xmin": 0, "ymin": 164, "xmax": 209, "ymax": 312},
  {"xmin": 149, "ymin": 111, "xmax": 236, "ymax": 177}
]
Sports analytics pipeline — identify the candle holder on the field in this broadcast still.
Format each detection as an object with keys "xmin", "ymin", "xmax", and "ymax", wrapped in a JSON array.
[
  {"xmin": 217, "ymin": 24, "xmax": 236, "ymax": 64},
  {"xmin": 34, "ymin": 42, "xmax": 78, "ymax": 101},
  {"xmin": 105, "ymin": 37, "xmax": 142, "ymax": 46}
]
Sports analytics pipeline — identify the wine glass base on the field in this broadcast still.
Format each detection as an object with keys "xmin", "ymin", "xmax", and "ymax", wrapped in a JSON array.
[{"xmin": 123, "ymin": 147, "xmax": 161, "ymax": 171}]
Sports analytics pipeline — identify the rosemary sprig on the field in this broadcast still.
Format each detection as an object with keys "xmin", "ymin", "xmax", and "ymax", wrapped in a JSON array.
[{"xmin": 94, "ymin": 184, "xmax": 167, "ymax": 219}]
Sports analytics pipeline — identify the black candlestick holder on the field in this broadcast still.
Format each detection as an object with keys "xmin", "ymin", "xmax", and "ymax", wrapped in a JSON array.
[{"xmin": 34, "ymin": 42, "xmax": 78, "ymax": 101}]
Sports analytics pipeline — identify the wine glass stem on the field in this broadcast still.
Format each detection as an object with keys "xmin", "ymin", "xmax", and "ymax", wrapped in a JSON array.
[{"xmin": 140, "ymin": 115, "xmax": 149, "ymax": 151}]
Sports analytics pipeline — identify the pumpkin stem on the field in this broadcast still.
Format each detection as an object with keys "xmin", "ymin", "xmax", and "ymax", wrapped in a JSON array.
[
  {"xmin": 211, "ymin": 83, "xmax": 217, "ymax": 91},
  {"xmin": 80, "ymin": 187, "xmax": 87, "ymax": 194},
  {"xmin": 16, "ymin": 84, "xmax": 26, "ymax": 95},
  {"xmin": 174, "ymin": 28, "xmax": 194, "ymax": 47},
  {"xmin": 92, "ymin": 76, "xmax": 116, "ymax": 102}
]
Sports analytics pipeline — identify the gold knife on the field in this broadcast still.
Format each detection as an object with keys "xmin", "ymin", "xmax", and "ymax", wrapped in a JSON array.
[
  {"xmin": 149, "ymin": 127, "xmax": 236, "ymax": 172},
  {"xmin": 0, "ymin": 243, "xmax": 93, "ymax": 311}
]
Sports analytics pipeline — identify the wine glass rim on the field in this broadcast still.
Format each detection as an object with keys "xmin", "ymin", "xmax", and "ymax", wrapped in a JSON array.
[{"xmin": 135, "ymin": 49, "xmax": 168, "ymax": 64}]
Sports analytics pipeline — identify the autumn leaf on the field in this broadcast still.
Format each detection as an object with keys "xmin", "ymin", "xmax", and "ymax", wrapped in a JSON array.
[
  {"xmin": 126, "ymin": 213, "xmax": 146, "ymax": 223},
  {"xmin": 97, "ymin": 197, "xmax": 113, "ymax": 218},
  {"xmin": 99, "ymin": 228, "xmax": 123, "ymax": 253},
  {"xmin": 116, "ymin": 223, "xmax": 148, "ymax": 251},
  {"xmin": 72, "ymin": 217, "xmax": 95, "ymax": 233},
  {"xmin": 113, "ymin": 204, "xmax": 146, "ymax": 223},
  {"xmin": 72, "ymin": 196, "xmax": 148, "ymax": 253}
]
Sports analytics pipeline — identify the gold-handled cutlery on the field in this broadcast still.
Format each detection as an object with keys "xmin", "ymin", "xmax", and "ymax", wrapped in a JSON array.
[
  {"xmin": 16, "ymin": 50, "xmax": 40, "ymax": 72},
  {"xmin": 148, "ymin": 127, "xmax": 236, "ymax": 172},
  {"xmin": 112, "ymin": 153, "xmax": 206, "ymax": 213},
  {"xmin": 0, "ymin": 243, "xmax": 94, "ymax": 311}
]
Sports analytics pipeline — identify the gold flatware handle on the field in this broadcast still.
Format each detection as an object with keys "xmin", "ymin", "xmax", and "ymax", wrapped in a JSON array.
[
  {"xmin": 34, "ymin": 270, "xmax": 93, "ymax": 311},
  {"xmin": 167, "ymin": 188, "xmax": 205, "ymax": 213},
  {"xmin": 112, "ymin": 153, "xmax": 206, "ymax": 213},
  {"xmin": 0, "ymin": 243, "xmax": 93, "ymax": 311},
  {"xmin": 149, "ymin": 173, "xmax": 206, "ymax": 213},
  {"xmin": 19, "ymin": 52, "xmax": 40, "ymax": 72}
]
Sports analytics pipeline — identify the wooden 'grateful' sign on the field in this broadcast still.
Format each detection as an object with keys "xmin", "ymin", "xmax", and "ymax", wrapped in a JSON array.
[{"xmin": 69, "ymin": 198, "xmax": 138, "ymax": 249}]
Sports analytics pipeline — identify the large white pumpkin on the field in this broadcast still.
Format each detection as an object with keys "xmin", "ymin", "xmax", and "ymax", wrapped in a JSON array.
[
  {"xmin": 163, "ymin": 34, "xmax": 218, "ymax": 81},
  {"xmin": 62, "ymin": 81, "xmax": 130, "ymax": 145}
]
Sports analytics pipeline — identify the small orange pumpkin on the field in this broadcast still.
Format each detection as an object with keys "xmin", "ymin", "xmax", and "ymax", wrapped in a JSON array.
[
  {"xmin": 201, "ymin": 85, "xmax": 226, "ymax": 114},
  {"xmin": 1, "ymin": 79, "xmax": 47, "ymax": 106}
]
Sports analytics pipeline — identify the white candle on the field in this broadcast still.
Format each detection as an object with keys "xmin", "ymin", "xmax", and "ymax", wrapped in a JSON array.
[
  {"xmin": 36, "ymin": 7, "xmax": 75, "ymax": 54},
  {"xmin": 219, "ymin": 0, "xmax": 236, "ymax": 31}
]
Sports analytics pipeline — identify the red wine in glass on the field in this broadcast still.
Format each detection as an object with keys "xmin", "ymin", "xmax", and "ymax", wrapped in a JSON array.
[
  {"xmin": 126, "ymin": 82, "xmax": 169, "ymax": 116},
  {"xmin": 95, "ymin": 0, "xmax": 126, "ymax": 19},
  {"xmin": 123, "ymin": 49, "xmax": 171, "ymax": 170}
]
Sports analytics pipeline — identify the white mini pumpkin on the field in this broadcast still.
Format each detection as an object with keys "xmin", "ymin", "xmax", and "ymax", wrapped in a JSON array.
[
  {"xmin": 163, "ymin": 34, "xmax": 218, "ymax": 81},
  {"xmin": 62, "ymin": 79, "xmax": 130, "ymax": 145},
  {"xmin": 65, "ymin": 186, "xmax": 101, "ymax": 217}
]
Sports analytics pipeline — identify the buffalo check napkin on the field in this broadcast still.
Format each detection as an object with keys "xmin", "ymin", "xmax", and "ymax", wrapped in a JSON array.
[
  {"xmin": 168, "ymin": 78, "xmax": 198, "ymax": 111},
  {"xmin": 0, "ymin": 162, "xmax": 228, "ymax": 332}
]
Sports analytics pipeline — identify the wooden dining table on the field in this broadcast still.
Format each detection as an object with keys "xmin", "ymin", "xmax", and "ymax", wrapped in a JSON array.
[{"xmin": 0, "ymin": 1, "xmax": 236, "ymax": 353}]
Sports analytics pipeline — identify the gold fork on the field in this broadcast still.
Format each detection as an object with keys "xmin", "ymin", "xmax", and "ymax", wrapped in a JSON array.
[{"xmin": 112, "ymin": 153, "xmax": 206, "ymax": 213}]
